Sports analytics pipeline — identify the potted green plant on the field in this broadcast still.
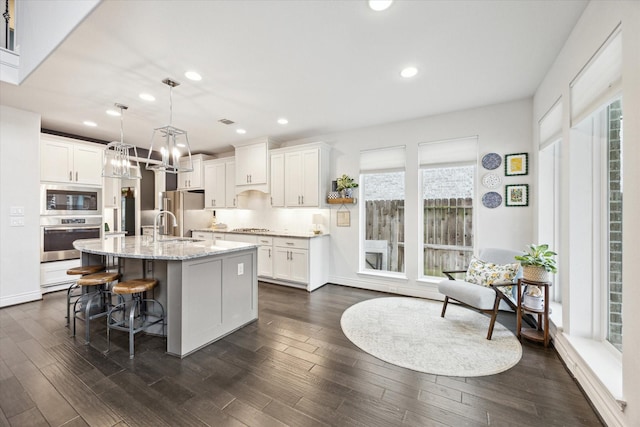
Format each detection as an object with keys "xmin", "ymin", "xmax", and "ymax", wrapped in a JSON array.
[
  {"xmin": 336, "ymin": 174, "xmax": 358, "ymax": 198},
  {"xmin": 515, "ymin": 243, "xmax": 557, "ymax": 282}
]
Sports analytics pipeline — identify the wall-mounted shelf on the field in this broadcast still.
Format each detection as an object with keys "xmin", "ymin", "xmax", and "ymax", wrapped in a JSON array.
[{"xmin": 327, "ymin": 198, "xmax": 357, "ymax": 204}]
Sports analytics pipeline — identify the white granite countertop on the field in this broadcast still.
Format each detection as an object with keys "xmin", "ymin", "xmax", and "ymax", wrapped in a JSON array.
[
  {"xmin": 73, "ymin": 236, "xmax": 257, "ymax": 261},
  {"xmin": 191, "ymin": 229, "xmax": 329, "ymax": 238}
]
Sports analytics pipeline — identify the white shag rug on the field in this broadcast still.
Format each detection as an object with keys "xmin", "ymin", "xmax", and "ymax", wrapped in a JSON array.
[{"xmin": 340, "ymin": 297, "xmax": 522, "ymax": 377}]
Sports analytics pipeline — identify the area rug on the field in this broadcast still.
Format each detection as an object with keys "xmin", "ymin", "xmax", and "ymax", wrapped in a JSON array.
[{"xmin": 340, "ymin": 297, "xmax": 522, "ymax": 377}]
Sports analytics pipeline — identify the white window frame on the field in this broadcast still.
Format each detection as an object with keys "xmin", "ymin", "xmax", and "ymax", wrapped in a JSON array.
[
  {"xmin": 418, "ymin": 162, "xmax": 476, "ymax": 281},
  {"xmin": 358, "ymin": 146, "xmax": 406, "ymax": 278}
]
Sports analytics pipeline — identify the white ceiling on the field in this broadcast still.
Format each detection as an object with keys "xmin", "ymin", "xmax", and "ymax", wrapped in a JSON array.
[{"xmin": 0, "ymin": 0, "xmax": 587, "ymax": 154}]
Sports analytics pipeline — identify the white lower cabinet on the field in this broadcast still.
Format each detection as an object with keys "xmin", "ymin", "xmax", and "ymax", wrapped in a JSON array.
[
  {"xmin": 256, "ymin": 236, "xmax": 273, "ymax": 278},
  {"xmin": 268, "ymin": 236, "xmax": 329, "ymax": 291},
  {"xmin": 40, "ymin": 259, "xmax": 81, "ymax": 293},
  {"xmin": 274, "ymin": 247, "xmax": 308, "ymax": 283},
  {"xmin": 215, "ymin": 233, "xmax": 329, "ymax": 291}
]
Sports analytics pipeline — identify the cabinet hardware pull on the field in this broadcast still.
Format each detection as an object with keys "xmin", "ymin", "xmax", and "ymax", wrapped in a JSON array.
[
  {"xmin": 268, "ymin": 249, "xmax": 271, "ymax": 258},
  {"xmin": 211, "ymin": 199, "xmax": 214, "ymax": 206},
  {"xmin": 69, "ymin": 171, "xmax": 72, "ymax": 181},
  {"xmin": 75, "ymin": 172, "xmax": 78, "ymax": 181},
  {"xmin": 301, "ymin": 195, "xmax": 304, "ymax": 204},
  {"xmin": 286, "ymin": 242, "xmax": 294, "ymax": 245}
]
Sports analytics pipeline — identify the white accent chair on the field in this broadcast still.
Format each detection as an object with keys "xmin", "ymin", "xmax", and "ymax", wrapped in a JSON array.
[{"xmin": 438, "ymin": 248, "xmax": 523, "ymax": 340}]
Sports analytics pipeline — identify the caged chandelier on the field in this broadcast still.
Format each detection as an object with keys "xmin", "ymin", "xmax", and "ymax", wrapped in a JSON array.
[
  {"xmin": 146, "ymin": 78, "xmax": 193, "ymax": 174},
  {"xmin": 102, "ymin": 103, "xmax": 141, "ymax": 179}
]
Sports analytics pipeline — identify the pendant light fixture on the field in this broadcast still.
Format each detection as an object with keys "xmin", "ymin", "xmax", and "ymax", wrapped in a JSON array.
[
  {"xmin": 102, "ymin": 103, "xmax": 141, "ymax": 179},
  {"xmin": 146, "ymin": 78, "xmax": 193, "ymax": 174}
]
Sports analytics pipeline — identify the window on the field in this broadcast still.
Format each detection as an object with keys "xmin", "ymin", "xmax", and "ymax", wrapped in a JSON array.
[
  {"xmin": 569, "ymin": 27, "xmax": 623, "ymax": 352},
  {"xmin": 418, "ymin": 137, "xmax": 477, "ymax": 279},
  {"xmin": 569, "ymin": 98, "xmax": 623, "ymax": 352},
  {"xmin": 360, "ymin": 146, "xmax": 405, "ymax": 274},
  {"xmin": 538, "ymin": 100, "xmax": 562, "ymax": 301}
]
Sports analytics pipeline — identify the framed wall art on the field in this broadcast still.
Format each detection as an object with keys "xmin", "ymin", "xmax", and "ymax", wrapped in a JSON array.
[
  {"xmin": 505, "ymin": 184, "xmax": 529, "ymax": 207},
  {"xmin": 337, "ymin": 210, "xmax": 351, "ymax": 227},
  {"xmin": 505, "ymin": 153, "xmax": 528, "ymax": 176}
]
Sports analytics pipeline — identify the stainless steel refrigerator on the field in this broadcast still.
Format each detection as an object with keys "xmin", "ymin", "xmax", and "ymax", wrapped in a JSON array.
[{"xmin": 159, "ymin": 191, "xmax": 210, "ymax": 237}]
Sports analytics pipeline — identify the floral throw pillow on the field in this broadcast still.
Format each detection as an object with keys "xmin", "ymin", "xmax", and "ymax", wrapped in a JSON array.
[{"xmin": 465, "ymin": 257, "xmax": 520, "ymax": 295}]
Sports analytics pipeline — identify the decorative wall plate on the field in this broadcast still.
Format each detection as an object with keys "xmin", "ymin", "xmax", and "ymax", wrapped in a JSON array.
[
  {"xmin": 482, "ymin": 153, "xmax": 502, "ymax": 170},
  {"xmin": 482, "ymin": 191, "xmax": 502, "ymax": 208},
  {"xmin": 482, "ymin": 173, "xmax": 502, "ymax": 189}
]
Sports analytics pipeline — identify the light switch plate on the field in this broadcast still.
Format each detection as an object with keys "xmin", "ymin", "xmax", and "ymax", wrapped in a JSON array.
[
  {"xmin": 10, "ymin": 217, "xmax": 25, "ymax": 227},
  {"xmin": 10, "ymin": 206, "xmax": 25, "ymax": 216},
  {"xmin": 237, "ymin": 263, "xmax": 244, "ymax": 275}
]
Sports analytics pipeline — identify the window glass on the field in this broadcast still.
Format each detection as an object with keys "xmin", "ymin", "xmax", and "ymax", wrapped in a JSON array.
[
  {"xmin": 421, "ymin": 165, "xmax": 474, "ymax": 277},
  {"xmin": 362, "ymin": 171, "xmax": 405, "ymax": 273},
  {"xmin": 607, "ymin": 99, "xmax": 623, "ymax": 351}
]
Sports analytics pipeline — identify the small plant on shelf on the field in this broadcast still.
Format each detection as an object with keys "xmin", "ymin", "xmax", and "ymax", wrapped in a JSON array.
[{"xmin": 336, "ymin": 174, "xmax": 359, "ymax": 197}]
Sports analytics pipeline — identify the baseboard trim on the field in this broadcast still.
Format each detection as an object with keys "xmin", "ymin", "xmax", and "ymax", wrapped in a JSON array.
[
  {"xmin": 0, "ymin": 290, "xmax": 42, "ymax": 308},
  {"xmin": 328, "ymin": 275, "xmax": 444, "ymax": 301}
]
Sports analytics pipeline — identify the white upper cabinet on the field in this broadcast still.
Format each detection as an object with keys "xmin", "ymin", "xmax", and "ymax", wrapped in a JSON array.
[
  {"xmin": 224, "ymin": 161, "xmax": 236, "ymax": 208},
  {"xmin": 270, "ymin": 142, "xmax": 329, "ymax": 208},
  {"xmin": 270, "ymin": 153, "xmax": 285, "ymax": 207},
  {"xmin": 203, "ymin": 158, "xmax": 236, "ymax": 208},
  {"xmin": 178, "ymin": 154, "xmax": 212, "ymax": 190},
  {"xmin": 41, "ymin": 134, "xmax": 103, "ymax": 186},
  {"xmin": 234, "ymin": 137, "xmax": 278, "ymax": 193}
]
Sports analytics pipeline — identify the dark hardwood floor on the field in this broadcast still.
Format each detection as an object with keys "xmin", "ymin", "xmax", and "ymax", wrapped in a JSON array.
[{"xmin": 0, "ymin": 282, "xmax": 602, "ymax": 427}]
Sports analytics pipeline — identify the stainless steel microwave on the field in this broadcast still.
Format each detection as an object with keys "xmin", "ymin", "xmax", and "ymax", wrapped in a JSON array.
[{"xmin": 40, "ymin": 184, "xmax": 102, "ymax": 216}]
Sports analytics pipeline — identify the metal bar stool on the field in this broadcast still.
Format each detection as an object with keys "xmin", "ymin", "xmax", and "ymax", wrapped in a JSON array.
[
  {"xmin": 106, "ymin": 278, "xmax": 165, "ymax": 359},
  {"xmin": 66, "ymin": 264, "xmax": 105, "ymax": 326},
  {"xmin": 72, "ymin": 271, "xmax": 121, "ymax": 344}
]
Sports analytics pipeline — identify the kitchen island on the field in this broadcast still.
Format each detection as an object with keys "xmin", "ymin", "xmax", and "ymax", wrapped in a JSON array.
[{"xmin": 74, "ymin": 236, "xmax": 258, "ymax": 358}]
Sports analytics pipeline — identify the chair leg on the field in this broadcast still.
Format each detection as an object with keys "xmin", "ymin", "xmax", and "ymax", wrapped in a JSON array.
[
  {"xmin": 487, "ymin": 295, "xmax": 502, "ymax": 340},
  {"xmin": 441, "ymin": 296, "xmax": 449, "ymax": 317},
  {"xmin": 128, "ymin": 299, "xmax": 138, "ymax": 359},
  {"xmin": 66, "ymin": 282, "xmax": 79, "ymax": 327}
]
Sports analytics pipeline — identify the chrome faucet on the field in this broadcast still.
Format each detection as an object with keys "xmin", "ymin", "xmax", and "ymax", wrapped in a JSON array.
[{"xmin": 153, "ymin": 210, "xmax": 178, "ymax": 242}]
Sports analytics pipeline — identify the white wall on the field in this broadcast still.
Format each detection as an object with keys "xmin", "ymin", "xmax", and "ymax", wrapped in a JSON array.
[
  {"xmin": 16, "ymin": 0, "xmax": 100, "ymax": 82},
  {"xmin": 533, "ymin": 1, "xmax": 640, "ymax": 426},
  {"xmin": 0, "ymin": 106, "xmax": 41, "ymax": 306},
  {"xmin": 283, "ymin": 98, "xmax": 533, "ymax": 299}
]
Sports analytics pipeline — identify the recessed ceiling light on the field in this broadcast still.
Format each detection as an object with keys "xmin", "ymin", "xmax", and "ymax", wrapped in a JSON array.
[
  {"xmin": 369, "ymin": 0, "xmax": 393, "ymax": 12},
  {"xmin": 185, "ymin": 71, "xmax": 202, "ymax": 81},
  {"xmin": 277, "ymin": 118, "xmax": 289, "ymax": 125},
  {"xmin": 106, "ymin": 109, "xmax": 121, "ymax": 117},
  {"xmin": 236, "ymin": 129, "xmax": 247, "ymax": 134},
  {"xmin": 400, "ymin": 66, "xmax": 418, "ymax": 78},
  {"xmin": 139, "ymin": 93, "xmax": 155, "ymax": 102},
  {"xmin": 83, "ymin": 120, "xmax": 97, "ymax": 127}
]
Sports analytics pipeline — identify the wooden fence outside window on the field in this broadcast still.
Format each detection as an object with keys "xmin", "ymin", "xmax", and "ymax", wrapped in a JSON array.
[{"xmin": 364, "ymin": 198, "xmax": 473, "ymax": 275}]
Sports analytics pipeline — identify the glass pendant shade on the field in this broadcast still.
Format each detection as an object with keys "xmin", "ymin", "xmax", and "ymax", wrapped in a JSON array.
[
  {"xmin": 146, "ymin": 78, "xmax": 194, "ymax": 174},
  {"xmin": 102, "ymin": 104, "xmax": 141, "ymax": 179}
]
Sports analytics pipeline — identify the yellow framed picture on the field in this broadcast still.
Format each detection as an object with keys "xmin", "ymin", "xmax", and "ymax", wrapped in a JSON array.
[{"xmin": 505, "ymin": 153, "xmax": 528, "ymax": 176}]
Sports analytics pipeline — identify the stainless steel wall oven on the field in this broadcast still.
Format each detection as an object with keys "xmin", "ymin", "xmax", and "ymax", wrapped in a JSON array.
[{"xmin": 40, "ymin": 216, "xmax": 102, "ymax": 262}]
